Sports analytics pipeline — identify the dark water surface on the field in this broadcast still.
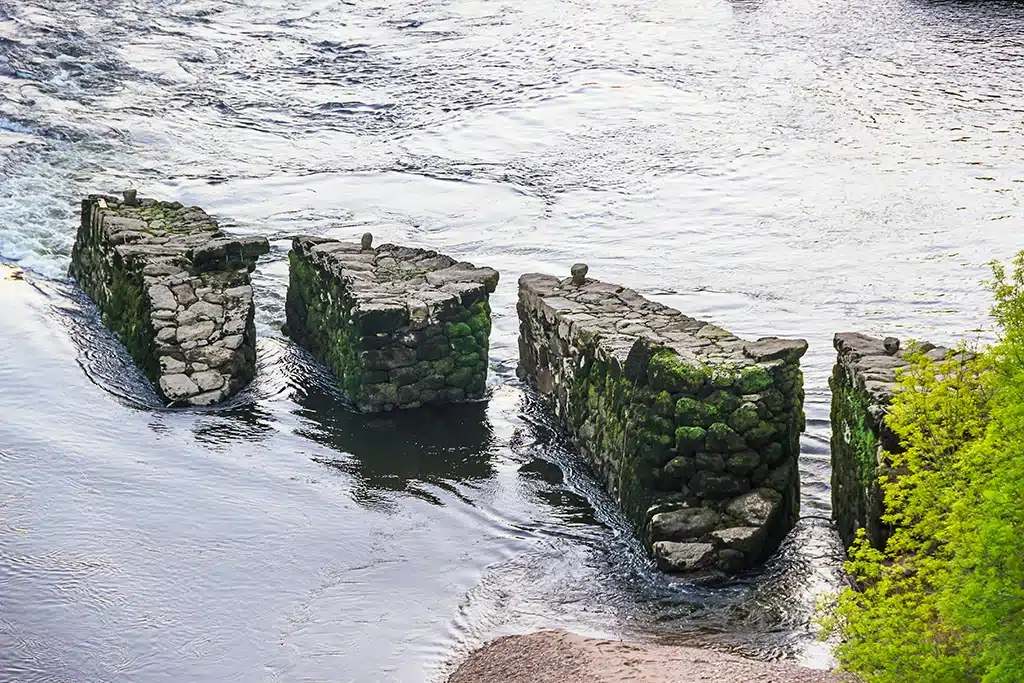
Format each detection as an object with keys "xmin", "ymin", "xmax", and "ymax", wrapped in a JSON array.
[{"xmin": 2, "ymin": 0, "xmax": 1024, "ymax": 680}]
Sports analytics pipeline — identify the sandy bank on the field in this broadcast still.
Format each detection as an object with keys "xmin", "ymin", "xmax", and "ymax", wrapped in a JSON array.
[{"xmin": 449, "ymin": 630, "xmax": 847, "ymax": 683}]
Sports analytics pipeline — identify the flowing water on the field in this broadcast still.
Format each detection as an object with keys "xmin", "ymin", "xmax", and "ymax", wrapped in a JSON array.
[{"xmin": 2, "ymin": 0, "xmax": 1024, "ymax": 680}]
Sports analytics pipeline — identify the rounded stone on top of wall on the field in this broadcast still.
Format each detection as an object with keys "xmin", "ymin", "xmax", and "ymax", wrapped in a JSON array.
[
  {"xmin": 361, "ymin": 232, "xmax": 373, "ymax": 251},
  {"xmin": 570, "ymin": 263, "xmax": 588, "ymax": 286}
]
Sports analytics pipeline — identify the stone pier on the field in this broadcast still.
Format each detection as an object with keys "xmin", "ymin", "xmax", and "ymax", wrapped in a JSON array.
[
  {"xmin": 284, "ymin": 235, "xmax": 498, "ymax": 412},
  {"xmin": 517, "ymin": 266, "xmax": 808, "ymax": 575},
  {"xmin": 830, "ymin": 332, "xmax": 960, "ymax": 550},
  {"xmin": 69, "ymin": 192, "xmax": 269, "ymax": 406}
]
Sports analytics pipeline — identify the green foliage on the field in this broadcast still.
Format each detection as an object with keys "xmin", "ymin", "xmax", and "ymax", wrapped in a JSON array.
[{"xmin": 824, "ymin": 255, "xmax": 1024, "ymax": 682}]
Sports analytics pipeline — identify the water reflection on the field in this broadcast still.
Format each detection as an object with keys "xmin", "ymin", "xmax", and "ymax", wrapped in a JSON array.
[
  {"xmin": 188, "ymin": 402, "xmax": 277, "ymax": 449},
  {"xmin": 290, "ymin": 348, "xmax": 497, "ymax": 509}
]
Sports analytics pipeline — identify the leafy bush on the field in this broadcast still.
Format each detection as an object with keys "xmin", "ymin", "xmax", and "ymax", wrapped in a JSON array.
[{"xmin": 823, "ymin": 253, "xmax": 1024, "ymax": 682}]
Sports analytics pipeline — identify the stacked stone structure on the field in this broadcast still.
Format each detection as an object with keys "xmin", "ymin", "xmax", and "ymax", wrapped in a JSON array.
[
  {"xmin": 70, "ymin": 191, "xmax": 269, "ymax": 406},
  {"xmin": 517, "ymin": 266, "xmax": 808, "ymax": 574},
  {"xmin": 284, "ymin": 235, "xmax": 498, "ymax": 412},
  {"xmin": 830, "ymin": 332, "xmax": 959, "ymax": 550}
]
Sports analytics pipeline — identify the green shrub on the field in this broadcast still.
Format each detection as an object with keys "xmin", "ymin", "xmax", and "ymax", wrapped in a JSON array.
[{"xmin": 823, "ymin": 253, "xmax": 1024, "ymax": 682}]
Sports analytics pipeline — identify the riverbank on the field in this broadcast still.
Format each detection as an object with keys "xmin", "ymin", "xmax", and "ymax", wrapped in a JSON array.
[{"xmin": 448, "ymin": 630, "xmax": 846, "ymax": 683}]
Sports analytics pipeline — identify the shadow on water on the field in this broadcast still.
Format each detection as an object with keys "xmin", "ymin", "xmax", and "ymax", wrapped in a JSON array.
[{"xmin": 288, "ymin": 345, "xmax": 497, "ymax": 510}]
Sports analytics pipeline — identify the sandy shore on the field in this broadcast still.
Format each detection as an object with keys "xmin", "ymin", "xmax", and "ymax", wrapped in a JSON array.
[{"xmin": 448, "ymin": 630, "xmax": 848, "ymax": 683}]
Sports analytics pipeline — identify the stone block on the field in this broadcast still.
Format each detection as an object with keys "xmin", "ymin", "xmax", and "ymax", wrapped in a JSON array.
[
  {"xmin": 285, "ymin": 235, "xmax": 497, "ymax": 412},
  {"xmin": 69, "ymin": 192, "xmax": 267, "ymax": 406},
  {"xmin": 517, "ymin": 269, "xmax": 806, "ymax": 575}
]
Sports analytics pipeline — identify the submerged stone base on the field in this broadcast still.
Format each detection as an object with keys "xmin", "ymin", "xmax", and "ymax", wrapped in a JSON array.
[
  {"xmin": 284, "ymin": 235, "xmax": 498, "ymax": 412},
  {"xmin": 517, "ymin": 267, "xmax": 807, "ymax": 575},
  {"xmin": 830, "ymin": 332, "xmax": 960, "ymax": 550},
  {"xmin": 69, "ymin": 192, "xmax": 269, "ymax": 406}
]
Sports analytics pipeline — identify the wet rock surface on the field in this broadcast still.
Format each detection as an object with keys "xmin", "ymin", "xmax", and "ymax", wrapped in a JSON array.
[
  {"xmin": 284, "ymin": 235, "xmax": 498, "ymax": 412},
  {"xmin": 69, "ymin": 193, "xmax": 268, "ymax": 406},
  {"xmin": 829, "ymin": 332, "xmax": 958, "ymax": 549},
  {"xmin": 517, "ymin": 270, "xmax": 807, "ymax": 574}
]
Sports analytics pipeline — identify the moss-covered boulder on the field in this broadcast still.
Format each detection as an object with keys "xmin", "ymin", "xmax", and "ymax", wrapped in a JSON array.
[
  {"xmin": 284, "ymin": 235, "xmax": 498, "ymax": 412},
  {"xmin": 69, "ymin": 191, "xmax": 269, "ymax": 406},
  {"xmin": 517, "ymin": 269, "xmax": 807, "ymax": 576}
]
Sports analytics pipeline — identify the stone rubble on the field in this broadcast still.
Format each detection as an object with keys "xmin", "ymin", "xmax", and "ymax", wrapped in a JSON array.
[
  {"xmin": 517, "ymin": 267, "xmax": 808, "ymax": 575},
  {"xmin": 69, "ymin": 191, "xmax": 269, "ymax": 406},
  {"xmin": 284, "ymin": 235, "xmax": 498, "ymax": 412}
]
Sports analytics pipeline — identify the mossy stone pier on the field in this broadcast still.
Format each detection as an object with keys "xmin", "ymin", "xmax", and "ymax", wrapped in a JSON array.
[
  {"xmin": 829, "ymin": 332, "xmax": 961, "ymax": 550},
  {"xmin": 69, "ymin": 192, "xmax": 269, "ymax": 406},
  {"xmin": 284, "ymin": 235, "xmax": 498, "ymax": 412},
  {"xmin": 517, "ymin": 268, "xmax": 808, "ymax": 575}
]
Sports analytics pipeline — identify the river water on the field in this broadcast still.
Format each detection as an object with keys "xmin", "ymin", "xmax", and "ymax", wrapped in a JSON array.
[{"xmin": 2, "ymin": 0, "xmax": 1023, "ymax": 681}]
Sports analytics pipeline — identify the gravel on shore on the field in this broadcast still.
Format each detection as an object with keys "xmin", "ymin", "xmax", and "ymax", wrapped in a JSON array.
[{"xmin": 448, "ymin": 630, "xmax": 849, "ymax": 683}]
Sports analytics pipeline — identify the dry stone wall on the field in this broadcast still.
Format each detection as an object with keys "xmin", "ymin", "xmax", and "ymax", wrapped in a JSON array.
[
  {"xmin": 69, "ymin": 191, "xmax": 269, "ymax": 406},
  {"xmin": 830, "ymin": 332, "xmax": 963, "ymax": 550},
  {"xmin": 517, "ymin": 266, "xmax": 808, "ymax": 575},
  {"xmin": 284, "ymin": 235, "xmax": 498, "ymax": 412}
]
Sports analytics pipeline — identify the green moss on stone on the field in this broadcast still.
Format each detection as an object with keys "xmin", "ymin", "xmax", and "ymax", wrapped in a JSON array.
[
  {"xmin": 706, "ymin": 422, "xmax": 747, "ymax": 452},
  {"xmin": 728, "ymin": 402, "xmax": 761, "ymax": 433},
  {"xmin": 675, "ymin": 426, "xmax": 707, "ymax": 454},
  {"xmin": 675, "ymin": 397, "xmax": 719, "ymax": 428},
  {"xmin": 446, "ymin": 322, "xmax": 473, "ymax": 338},
  {"xmin": 736, "ymin": 364, "xmax": 773, "ymax": 393},
  {"xmin": 648, "ymin": 350, "xmax": 707, "ymax": 393},
  {"xmin": 652, "ymin": 390, "xmax": 675, "ymax": 417}
]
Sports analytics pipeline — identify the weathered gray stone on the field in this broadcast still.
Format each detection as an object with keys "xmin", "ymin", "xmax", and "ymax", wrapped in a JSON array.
[
  {"xmin": 160, "ymin": 356, "xmax": 186, "ymax": 374},
  {"xmin": 650, "ymin": 507, "xmax": 721, "ymax": 542},
  {"xmin": 424, "ymin": 263, "xmax": 499, "ymax": 293},
  {"xmin": 743, "ymin": 337, "xmax": 809, "ymax": 363},
  {"xmin": 159, "ymin": 373, "xmax": 200, "ymax": 400},
  {"xmin": 191, "ymin": 370, "xmax": 225, "ymax": 392},
  {"xmin": 177, "ymin": 320, "xmax": 216, "ymax": 343},
  {"xmin": 711, "ymin": 526, "xmax": 765, "ymax": 556},
  {"xmin": 570, "ymin": 263, "xmax": 588, "ymax": 286},
  {"xmin": 653, "ymin": 541, "xmax": 716, "ymax": 572},
  {"xmin": 726, "ymin": 488, "xmax": 782, "ymax": 527},
  {"xmin": 148, "ymin": 284, "xmax": 177, "ymax": 311},
  {"xmin": 172, "ymin": 284, "xmax": 197, "ymax": 306},
  {"xmin": 179, "ymin": 301, "xmax": 224, "ymax": 324}
]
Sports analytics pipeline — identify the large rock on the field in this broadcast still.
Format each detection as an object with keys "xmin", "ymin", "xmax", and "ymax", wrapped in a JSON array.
[
  {"xmin": 650, "ymin": 507, "xmax": 720, "ymax": 542},
  {"xmin": 285, "ymin": 235, "xmax": 497, "ymax": 412},
  {"xmin": 726, "ymin": 488, "xmax": 782, "ymax": 527},
  {"xmin": 69, "ymin": 192, "xmax": 268, "ymax": 406},
  {"xmin": 653, "ymin": 541, "xmax": 716, "ymax": 572}
]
